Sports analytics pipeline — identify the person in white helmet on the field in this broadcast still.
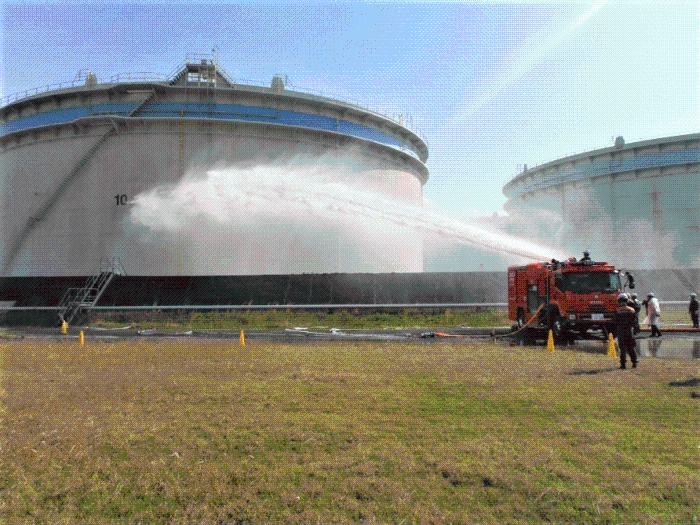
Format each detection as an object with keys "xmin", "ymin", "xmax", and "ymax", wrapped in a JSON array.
[
  {"xmin": 689, "ymin": 293, "xmax": 699, "ymax": 329},
  {"xmin": 646, "ymin": 293, "xmax": 662, "ymax": 337},
  {"xmin": 615, "ymin": 293, "xmax": 638, "ymax": 369}
]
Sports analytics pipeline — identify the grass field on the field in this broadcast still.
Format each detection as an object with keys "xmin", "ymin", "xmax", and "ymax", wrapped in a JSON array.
[
  {"xmin": 1, "ymin": 338, "xmax": 699, "ymax": 524},
  {"xmin": 93, "ymin": 307, "xmax": 510, "ymax": 332},
  {"xmin": 91, "ymin": 304, "xmax": 695, "ymax": 332}
]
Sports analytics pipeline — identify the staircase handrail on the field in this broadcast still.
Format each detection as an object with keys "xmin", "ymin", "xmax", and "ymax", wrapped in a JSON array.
[
  {"xmin": 100, "ymin": 256, "xmax": 126, "ymax": 276},
  {"xmin": 58, "ymin": 268, "xmax": 116, "ymax": 324}
]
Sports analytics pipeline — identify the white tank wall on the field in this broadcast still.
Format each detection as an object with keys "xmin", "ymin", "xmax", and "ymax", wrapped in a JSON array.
[
  {"xmin": 0, "ymin": 132, "xmax": 102, "ymax": 273},
  {"xmin": 504, "ymin": 163, "xmax": 700, "ymax": 269},
  {"xmin": 1, "ymin": 120, "xmax": 425, "ymax": 276}
]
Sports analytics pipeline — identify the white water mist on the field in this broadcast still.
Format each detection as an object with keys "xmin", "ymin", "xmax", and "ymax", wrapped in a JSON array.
[{"xmin": 127, "ymin": 161, "xmax": 565, "ymax": 275}]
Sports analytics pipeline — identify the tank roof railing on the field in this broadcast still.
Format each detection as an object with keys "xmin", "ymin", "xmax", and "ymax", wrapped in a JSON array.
[
  {"xmin": 167, "ymin": 60, "xmax": 428, "ymax": 142},
  {"xmin": 2, "ymin": 71, "xmax": 428, "ymax": 146},
  {"xmin": 0, "ymin": 72, "xmax": 168, "ymax": 108},
  {"xmin": 2, "ymin": 81, "xmax": 87, "ymax": 107},
  {"xmin": 236, "ymin": 79, "xmax": 427, "ymax": 140},
  {"xmin": 506, "ymin": 132, "xmax": 700, "ymax": 187},
  {"xmin": 166, "ymin": 53, "xmax": 218, "ymax": 79},
  {"xmin": 281, "ymin": 81, "xmax": 428, "ymax": 145},
  {"xmin": 107, "ymin": 72, "xmax": 168, "ymax": 83}
]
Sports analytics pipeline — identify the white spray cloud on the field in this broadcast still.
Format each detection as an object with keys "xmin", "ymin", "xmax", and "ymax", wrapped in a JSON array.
[
  {"xmin": 503, "ymin": 181, "xmax": 691, "ymax": 271},
  {"xmin": 127, "ymin": 158, "xmax": 566, "ymax": 275}
]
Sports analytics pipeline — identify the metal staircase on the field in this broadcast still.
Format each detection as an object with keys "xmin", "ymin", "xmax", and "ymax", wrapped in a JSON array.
[
  {"xmin": 58, "ymin": 257, "xmax": 124, "ymax": 324},
  {"xmin": 2, "ymin": 90, "xmax": 156, "ymax": 275},
  {"xmin": 58, "ymin": 271, "xmax": 114, "ymax": 325},
  {"xmin": 215, "ymin": 66, "xmax": 236, "ymax": 88},
  {"xmin": 169, "ymin": 57, "xmax": 234, "ymax": 88},
  {"xmin": 129, "ymin": 89, "xmax": 156, "ymax": 117}
]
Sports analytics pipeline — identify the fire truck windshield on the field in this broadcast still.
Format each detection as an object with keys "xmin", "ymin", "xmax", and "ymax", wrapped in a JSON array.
[{"xmin": 555, "ymin": 271, "xmax": 621, "ymax": 294}]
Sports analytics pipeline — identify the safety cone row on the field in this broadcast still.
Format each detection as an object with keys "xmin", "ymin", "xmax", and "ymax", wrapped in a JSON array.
[{"xmin": 606, "ymin": 332, "xmax": 617, "ymax": 357}]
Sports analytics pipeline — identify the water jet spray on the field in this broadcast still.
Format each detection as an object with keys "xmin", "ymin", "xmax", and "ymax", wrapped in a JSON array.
[{"xmin": 128, "ymin": 161, "xmax": 565, "ymax": 274}]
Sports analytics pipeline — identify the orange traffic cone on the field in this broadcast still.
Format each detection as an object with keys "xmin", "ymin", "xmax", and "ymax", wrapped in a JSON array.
[
  {"xmin": 239, "ymin": 330, "xmax": 246, "ymax": 347},
  {"xmin": 79, "ymin": 330, "xmax": 85, "ymax": 347},
  {"xmin": 546, "ymin": 330, "xmax": 555, "ymax": 353},
  {"xmin": 606, "ymin": 332, "xmax": 617, "ymax": 357}
]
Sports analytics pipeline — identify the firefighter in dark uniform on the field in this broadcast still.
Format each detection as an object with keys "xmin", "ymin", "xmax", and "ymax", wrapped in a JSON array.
[
  {"xmin": 615, "ymin": 293, "xmax": 638, "ymax": 369},
  {"xmin": 628, "ymin": 292, "xmax": 641, "ymax": 334},
  {"xmin": 579, "ymin": 249, "xmax": 593, "ymax": 265},
  {"xmin": 689, "ymin": 293, "xmax": 699, "ymax": 329}
]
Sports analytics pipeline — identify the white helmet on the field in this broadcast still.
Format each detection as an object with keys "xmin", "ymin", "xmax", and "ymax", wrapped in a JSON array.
[{"xmin": 617, "ymin": 293, "xmax": 628, "ymax": 302}]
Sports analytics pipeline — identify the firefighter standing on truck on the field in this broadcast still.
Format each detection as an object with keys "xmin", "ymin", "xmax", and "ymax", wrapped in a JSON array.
[{"xmin": 615, "ymin": 293, "xmax": 638, "ymax": 370}]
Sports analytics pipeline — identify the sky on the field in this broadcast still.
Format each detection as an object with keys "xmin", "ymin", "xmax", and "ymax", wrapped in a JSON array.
[{"xmin": 1, "ymin": 0, "xmax": 699, "ymax": 219}]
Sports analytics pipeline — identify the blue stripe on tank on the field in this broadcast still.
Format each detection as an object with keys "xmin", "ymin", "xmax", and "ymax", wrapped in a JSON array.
[{"xmin": 2, "ymin": 101, "xmax": 420, "ymax": 159}]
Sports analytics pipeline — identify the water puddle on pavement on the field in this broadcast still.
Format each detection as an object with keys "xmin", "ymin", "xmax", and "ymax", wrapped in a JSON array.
[
  {"xmin": 634, "ymin": 337, "xmax": 700, "ymax": 359},
  {"xmin": 509, "ymin": 336, "xmax": 700, "ymax": 359}
]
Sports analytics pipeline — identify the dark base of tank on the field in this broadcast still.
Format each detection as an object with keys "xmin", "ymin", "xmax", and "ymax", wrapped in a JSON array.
[
  {"xmin": 0, "ymin": 272, "xmax": 507, "ymax": 326},
  {"xmin": 2, "ymin": 268, "xmax": 698, "ymax": 326}
]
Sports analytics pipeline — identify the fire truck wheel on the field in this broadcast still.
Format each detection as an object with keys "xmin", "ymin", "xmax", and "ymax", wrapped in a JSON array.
[{"xmin": 540, "ymin": 306, "xmax": 564, "ymax": 338}]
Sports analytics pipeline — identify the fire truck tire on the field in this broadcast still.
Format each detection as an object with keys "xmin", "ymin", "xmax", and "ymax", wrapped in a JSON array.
[{"xmin": 540, "ymin": 305, "xmax": 565, "ymax": 338}]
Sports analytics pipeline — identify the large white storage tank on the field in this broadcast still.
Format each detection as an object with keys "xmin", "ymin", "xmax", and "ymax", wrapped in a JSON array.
[
  {"xmin": 502, "ymin": 134, "xmax": 700, "ymax": 269},
  {"xmin": 0, "ymin": 60, "xmax": 429, "ymax": 277}
]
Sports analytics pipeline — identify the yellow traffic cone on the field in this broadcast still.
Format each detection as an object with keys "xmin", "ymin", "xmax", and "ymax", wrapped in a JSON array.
[
  {"xmin": 79, "ymin": 330, "xmax": 85, "ymax": 347},
  {"xmin": 61, "ymin": 320, "xmax": 68, "ymax": 335},
  {"xmin": 606, "ymin": 332, "xmax": 617, "ymax": 357},
  {"xmin": 239, "ymin": 330, "xmax": 246, "ymax": 347},
  {"xmin": 546, "ymin": 329, "xmax": 555, "ymax": 352}
]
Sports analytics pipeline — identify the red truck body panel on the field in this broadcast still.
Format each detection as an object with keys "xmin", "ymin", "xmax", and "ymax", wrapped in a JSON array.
[{"xmin": 508, "ymin": 258, "xmax": 623, "ymax": 332}]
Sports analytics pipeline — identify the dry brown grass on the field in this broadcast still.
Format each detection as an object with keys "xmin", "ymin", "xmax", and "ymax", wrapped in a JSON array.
[{"xmin": 1, "ymin": 338, "xmax": 699, "ymax": 524}]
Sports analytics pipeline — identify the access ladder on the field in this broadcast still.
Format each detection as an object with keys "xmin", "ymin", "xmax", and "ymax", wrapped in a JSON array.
[{"xmin": 58, "ymin": 270, "xmax": 115, "ymax": 325}]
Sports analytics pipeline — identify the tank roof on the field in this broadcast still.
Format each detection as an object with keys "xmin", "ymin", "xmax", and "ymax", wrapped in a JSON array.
[
  {"xmin": 503, "ymin": 132, "xmax": 700, "ymax": 199},
  {"xmin": 1, "ymin": 59, "xmax": 428, "ymax": 162}
]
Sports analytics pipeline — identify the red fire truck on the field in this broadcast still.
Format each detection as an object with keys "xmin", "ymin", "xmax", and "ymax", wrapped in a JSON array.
[{"xmin": 508, "ymin": 256, "xmax": 627, "ymax": 340}]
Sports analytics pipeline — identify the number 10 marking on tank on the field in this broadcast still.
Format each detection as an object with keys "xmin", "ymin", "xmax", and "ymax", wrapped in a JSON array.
[{"xmin": 115, "ymin": 194, "xmax": 128, "ymax": 206}]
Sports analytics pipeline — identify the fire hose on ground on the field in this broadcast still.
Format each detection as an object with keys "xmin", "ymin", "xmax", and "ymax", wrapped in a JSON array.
[
  {"xmin": 418, "ymin": 304, "xmax": 546, "ymax": 340},
  {"xmin": 490, "ymin": 303, "xmax": 547, "ymax": 340}
]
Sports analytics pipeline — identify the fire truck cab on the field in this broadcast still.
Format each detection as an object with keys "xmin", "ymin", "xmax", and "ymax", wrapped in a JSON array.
[{"xmin": 508, "ymin": 256, "xmax": 624, "ymax": 340}]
